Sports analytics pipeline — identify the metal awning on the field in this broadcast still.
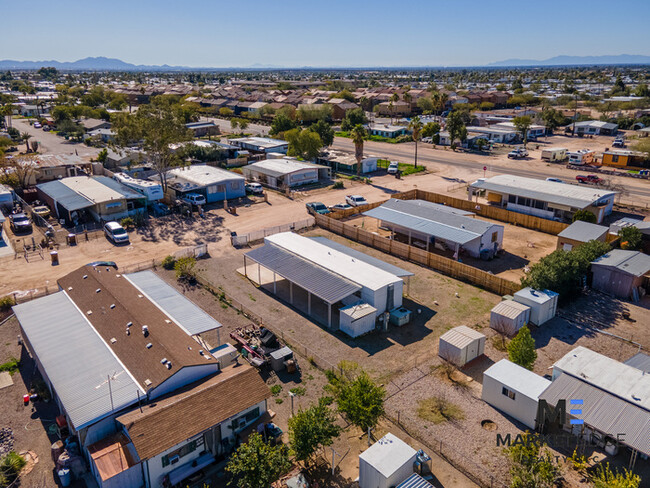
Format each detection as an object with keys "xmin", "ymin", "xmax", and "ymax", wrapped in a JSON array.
[
  {"xmin": 539, "ymin": 373, "xmax": 650, "ymax": 456},
  {"xmin": 245, "ymin": 244, "xmax": 361, "ymax": 304}
]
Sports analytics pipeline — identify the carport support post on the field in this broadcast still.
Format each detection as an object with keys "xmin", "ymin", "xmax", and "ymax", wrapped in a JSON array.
[
  {"xmin": 273, "ymin": 272, "xmax": 277, "ymax": 294},
  {"xmin": 408, "ymin": 230, "xmax": 412, "ymax": 246},
  {"xmin": 328, "ymin": 303, "xmax": 332, "ymax": 328},
  {"xmin": 308, "ymin": 292, "xmax": 312, "ymax": 315},
  {"xmin": 258, "ymin": 263, "xmax": 261, "ymax": 286},
  {"xmin": 243, "ymin": 255, "xmax": 247, "ymax": 278},
  {"xmin": 289, "ymin": 281, "xmax": 293, "ymax": 304}
]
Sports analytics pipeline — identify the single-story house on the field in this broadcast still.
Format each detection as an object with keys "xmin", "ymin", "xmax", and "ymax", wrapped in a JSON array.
[
  {"xmin": 36, "ymin": 175, "xmax": 147, "ymax": 225},
  {"xmin": 242, "ymin": 157, "xmax": 331, "ymax": 189},
  {"xmin": 494, "ymin": 121, "xmax": 546, "ymax": 139},
  {"xmin": 572, "ymin": 120, "xmax": 618, "ymax": 136},
  {"xmin": 329, "ymin": 99, "xmax": 359, "ymax": 120},
  {"xmin": 104, "ymin": 149, "xmax": 145, "ymax": 170},
  {"xmin": 161, "ymin": 165, "xmax": 245, "ymax": 203},
  {"xmin": 28, "ymin": 154, "xmax": 92, "ymax": 184},
  {"xmin": 363, "ymin": 199, "xmax": 503, "ymax": 259},
  {"xmin": 601, "ymin": 150, "xmax": 649, "ymax": 169},
  {"xmin": 609, "ymin": 217, "xmax": 650, "ymax": 253},
  {"xmin": 590, "ymin": 249, "xmax": 650, "ymax": 299},
  {"xmin": 185, "ymin": 121, "xmax": 220, "ymax": 137},
  {"xmin": 13, "ymin": 265, "xmax": 269, "ymax": 488},
  {"xmin": 461, "ymin": 125, "xmax": 519, "ymax": 144},
  {"xmin": 374, "ymin": 101, "xmax": 411, "ymax": 116},
  {"xmin": 87, "ymin": 128, "xmax": 115, "ymax": 143},
  {"xmin": 230, "ymin": 136, "xmax": 288, "ymax": 154},
  {"xmin": 367, "ymin": 123, "xmax": 409, "ymax": 138},
  {"xmin": 556, "ymin": 220, "xmax": 608, "ymax": 251},
  {"xmin": 482, "ymin": 359, "xmax": 551, "ymax": 429},
  {"xmin": 80, "ymin": 118, "xmax": 112, "ymax": 132},
  {"xmin": 469, "ymin": 175, "xmax": 617, "ymax": 223}
]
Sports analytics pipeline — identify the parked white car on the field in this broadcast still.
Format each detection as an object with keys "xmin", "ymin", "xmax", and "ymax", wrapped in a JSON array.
[
  {"xmin": 246, "ymin": 182, "xmax": 264, "ymax": 195},
  {"xmin": 387, "ymin": 162, "xmax": 399, "ymax": 174},
  {"xmin": 103, "ymin": 221, "xmax": 130, "ymax": 245},
  {"xmin": 181, "ymin": 193, "xmax": 207, "ymax": 207},
  {"xmin": 345, "ymin": 195, "xmax": 368, "ymax": 207}
]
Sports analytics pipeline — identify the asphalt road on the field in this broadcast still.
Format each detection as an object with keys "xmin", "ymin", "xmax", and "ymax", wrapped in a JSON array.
[
  {"xmin": 11, "ymin": 118, "xmax": 100, "ymax": 159},
  {"xmin": 331, "ymin": 137, "xmax": 650, "ymax": 200}
]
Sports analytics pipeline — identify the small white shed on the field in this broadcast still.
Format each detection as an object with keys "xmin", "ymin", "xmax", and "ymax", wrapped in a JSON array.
[
  {"xmin": 359, "ymin": 433, "xmax": 417, "ymax": 488},
  {"xmin": 339, "ymin": 303, "xmax": 377, "ymax": 338},
  {"xmin": 490, "ymin": 300, "xmax": 531, "ymax": 336},
  {"xmin": 482, "ymin": 359, "xmax": 551, "ymax": 429},
  {"xmin": 438, "ymin": 325, "xmax": 486, "ymax": 366},
  {"xmin": 513, "ymin": 288, "xmax": 558, "ymax": 326}
]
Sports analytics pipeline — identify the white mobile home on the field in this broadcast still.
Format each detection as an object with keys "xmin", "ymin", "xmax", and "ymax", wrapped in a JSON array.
[
  {"xmin": 359, "ymin": 433, "xmax": 417, "ymax": 488},
  {"xmin": 513, "ymin": 288, "xmax": 558, "ymax": 326},
  {"xmin": 242, "ymin": 157, "xmax": 331, "ymax": 189},
  {"xmin": 438, "ymin": 325, "xmax": 486, "ymax": 366},
  {"xmin": 113, "ymin": 172, "xmax": 164, "ymax": 202},
  {"xmin": 482, "ymin": 359, "xmax": 551, "ymax": 429},
  {"xmin": 490, "ymin": 300, "xmax": 531, "ymax": 336}
]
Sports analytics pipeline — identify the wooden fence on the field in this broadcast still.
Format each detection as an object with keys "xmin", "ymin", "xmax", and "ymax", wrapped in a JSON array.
[
  {"xmin": 315, "ymin": 214, "xmax": 521, "ymax": 296},
  {"xmin": 330, "ymin": 188, "xmax": 569, "ymax": 236}
]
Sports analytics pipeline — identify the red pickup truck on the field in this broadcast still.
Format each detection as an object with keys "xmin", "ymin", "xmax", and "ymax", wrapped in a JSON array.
[{"xmin": 576, "ymin": 174, "xmax": 603, "ymax": 185}]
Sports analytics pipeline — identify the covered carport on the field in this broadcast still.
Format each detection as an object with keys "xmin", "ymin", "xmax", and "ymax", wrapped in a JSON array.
[{"xmin": 243, "ymin": 244, "xmax": 361, "ymax": 328}]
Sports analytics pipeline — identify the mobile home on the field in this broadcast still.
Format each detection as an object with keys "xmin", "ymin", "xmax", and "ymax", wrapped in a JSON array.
[
  {"xmin": 113, "ymin": 172, "xmax": 164, "ymax": 202},
  {"xmin": 568, "ymin": 150, "xmax": 595, "ymax": 166},
  {"xmin": 541, "ymin": 147, "xmax": 568, "ymax": 162}
]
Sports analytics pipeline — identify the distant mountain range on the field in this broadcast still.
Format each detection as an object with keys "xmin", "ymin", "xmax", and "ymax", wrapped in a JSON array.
[
  {"xmin": 1, "ymin": 54, "xmax": 650, "ymax": 71},
  {"xmin": 487, "ymin": 54, "xmax": 650, "ymax": 67}
]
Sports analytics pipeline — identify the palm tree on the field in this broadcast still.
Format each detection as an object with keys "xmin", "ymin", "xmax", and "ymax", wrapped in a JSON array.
[
  {"xmin": 389, "ymin": 93, "xmax": 399, "ymax": 123},
  {"xmin": 351, "ymin": 124, "xmax": 367, "ymax": 176},
  {"xmin": 21, "ymin": 132, "xmax": 32, "ymax": 153},
  {"xmin": 1, "ymin": 104, "xmax": 15, "ymax": 128},
  {"xmin": 408, "ymin": 116, "xmax": 423, "ymax": 168}
]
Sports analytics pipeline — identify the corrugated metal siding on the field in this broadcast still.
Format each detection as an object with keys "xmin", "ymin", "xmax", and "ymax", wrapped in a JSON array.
[
  {"xmin": 13, "ymin": 292, "xmax": 142, "ymax": 430},
  {"xmin": 397, "ymin": 473, "xmax": 434, "ymax": 488},
  {"xmin": 540, "ymin": 373, "xmax": 650, "ymax": 456},
  {"xmin": 310, "ymin": 237, "xmax": 414, "ymax": 277},
  {"xmin": 246, "ymin": 244, "xmax": 361, "ymax": 304},
  {"xmin": 125, "ymin": 271, "xmax": 223, "ymax": 335}
]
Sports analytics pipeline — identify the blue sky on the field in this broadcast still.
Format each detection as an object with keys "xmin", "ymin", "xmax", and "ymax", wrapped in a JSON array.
[{"xmin": 3, "ymin": 0, "xmax": 650, "ymax": 67}]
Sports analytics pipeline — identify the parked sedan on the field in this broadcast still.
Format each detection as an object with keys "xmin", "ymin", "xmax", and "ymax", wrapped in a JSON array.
[
  {"xmin": 10, "ymin": 213, "xmax": 32, "ymax": 233},
  {"xmin": 245, "ymin": 182, "xmax": 264, "ymax": 195},
  {"xmin": 329, "ymin": 203, "xmax": 352, "ymax": 211}
]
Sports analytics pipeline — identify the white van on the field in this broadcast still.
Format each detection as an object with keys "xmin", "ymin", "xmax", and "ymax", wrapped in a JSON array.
[{"xmin": 104, "ymin": 221, "xmax": 130, "ymax": 245}]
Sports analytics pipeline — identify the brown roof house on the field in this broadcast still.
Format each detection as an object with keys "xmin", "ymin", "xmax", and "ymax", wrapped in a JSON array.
[{"xmin": 13, "ymin": 264, "xmax": 270, "ymax": 488}]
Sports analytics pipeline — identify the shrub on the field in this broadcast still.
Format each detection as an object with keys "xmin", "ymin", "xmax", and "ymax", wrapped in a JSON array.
[
  {"xmin": 618, "ymin": 226, "xmax": 642, "ymax": 250},
  {"xmin": 572, "ymin": 209, "xmax": 597, "ymax": 223},
  {"xmin": 507, "ymin": 327, "xmax": 537, "ymax": 370},
  {"xmin": 0, "ymin": 295, "xmax": 15, "ymax": 311},
  {"xmin": 0, "ymin": 357, "xmax": 19, "ymax": 375},
  {"xmin": 162, "ymin": 255, "xmax": 176, "ymax": 270},
  {"xmin": 591, "ymin": 463, "xmax": 641, "ymax": 488},
  {"xmin": 289, "ymin": 386, "xmax": 306, "ymax": 397},
  {"xmin": 417, "ymin": 396, "xmax": 465, "ymax": 424},
  {"xmin": 270, "ymin": 385, "xmax": 282, "ymax": 396},
  {"xmin": 331, "ymin": 181, "xmax": 344, "ymax": 189},
  {"xmin": 1, "ymin": 451, "xmax": 26, "ymax": 477},
  {"xmin": 119, "ymin": 217, "xmax": 135, "ymax": 229},
  {"xmin": 174, "ymin": 256, "xmax": 197, "ymax": 281}
]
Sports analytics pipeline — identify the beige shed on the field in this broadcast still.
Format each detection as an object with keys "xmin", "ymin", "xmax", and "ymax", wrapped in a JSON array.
[
  {"xmin": 438, "ymin": 325, "xmax": 486, "ymax": 366},
  {"xmin": 490, "ymin": 300, "xmax": 531, "ymax": 336}
]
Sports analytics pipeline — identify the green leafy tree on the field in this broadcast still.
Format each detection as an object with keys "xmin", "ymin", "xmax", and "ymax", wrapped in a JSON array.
[
  {"xmin": 112, "ymin": 99, "xmax": 191, "ymax": 192},
  {"xmin": 618, "ymin": 226, "xmax": 642, "ymax": 250},
  {"xmin": 633, "ymin": 137, "xmax": 650, "ymax": 159},
  {"xmin": 505, "ymin": 433, "xmax": 561, "ymax": 488},
  {"xmin": 225, "ymin": 433, "xmax": 291, "ymax": 488},
  {"xmin": 174, "ymin": 256, "xmax": 197, "ymax": 281},
  {"xmin": 422, "ymin": 122, "xmax": 441, "ymax": 138},
  {"xmin": 572, "ymin": 209, "xmax": 597, "ymax": 223},
  {"xmin": 270, "ymin": 113, "xmax": 297, "ymax": 136},
  {"xmin": 351, "ymin": 124, "xmax": 367, "ymax": 176},
  {"xmin": 408, "ymin": 116, "xmax": 423, "ymax": 168},
  {"xmin": 219, "ymin": 107, "xmax": 234, "ymax": 117},
  {"xmin": 634, "ymin": 83, "xmax": 649, "ymax": 98},
  {"xmin": 334, "ymin": 89, "xmax": 356, "ymax": 102},
  {"xmin": 296, "ymin": 104, "xmax": 332, "ymax": 123},
  {"xmin": 288, "ymin": 397, "xmax": 341, "ymax": 465},
  {"xmin": 286, "ymin": 129, "xmax": 323, "ymax": 160},
  {"xmin": 341, "ymin": 107, "xmax": 368, "ymax": 131},
  {"xmin": 611, "ymin": 75, "xmax": 627, "ymax": 95},
  {"xmin": 309, "ymin": 119, "xmax": 334, "ymax": 147},
  {"xmin": 513, "ymin": 115, "xmax": 533, "ymax": 146},
  {"xmin": 328, "ymin": 364, "xmax": 385, "ymax": 432},
  {"xmin": 97, "ymin": 148, "xmax": 108, "ymax": 164},
  {"xmin": 522, "ymin": 240, "xmax": 610, "ymax": 301},
  {"xmin": 507, "ymin": 327, "xmax": 537, "ymax": 370},
  {"xmin": 417, "ymin": 96, "xmax": 434, "ymax": 114},
  {"xmin": 446, "ymin": 111, "xmax": 467, "ymax": 148},
  {"xmin": 592, "ymin": 463, "xmax": 641, "ymax": 488},
  {"xmin": 512, "ymin": 78, "xmax": 524, "ymax": 92}
]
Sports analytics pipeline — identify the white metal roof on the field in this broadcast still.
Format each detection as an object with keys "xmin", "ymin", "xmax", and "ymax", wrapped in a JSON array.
[
  {"xmin": 470, "ymin": 175, "xmax": 617, "ymax": 209},
  {"xmin": 167, "ymin": 165, "xmax": 244, "ymax": 187},
  {"xmin": 359, "ymin": 433, "xmax": 416, "ymax": 478},
  {"xmin": 340, "ymin": 302, "xmax": 377, "ymax": 320},
  {"xmin": 552, "ymin": 346, "xmax": 650, "ymax": 410},
  {"xmin": 230, "ymin": 137, "xmax": 288, "ymax": 149},
  {"xmin": 246, "ymin": 158, "xmax": 322, "ymax": 177},
  {"xmin": 13, "ymin": 292, "xmax": 143, "ymax": 430},
  {"xmin": 484, "ymin": 359, "xmax": 551, "ymax": 400},
  {"xmin": 124, "ymin": 271, "xmax": 223, "ymax": 335},
  {"xmin": 60, "ymin": 176, "xmax": 124, "ymax": 205},
  {"xmin": 265, "ymin": 232, "xmax": 402, "ymax": 291},
  {"xmin": 514, "ymin": 287, "xmax": 558, "ymax": 305},
  {"xmin": 439, "ymin": 325, "xmax": 485, "ymax": 348},
  {"xmin": 557, "ymin": 221, "xmax": 608, "ymax": 242},
  {"xmin": 490, "ymin": 300, "xmax": 530, "ymax": 319}
]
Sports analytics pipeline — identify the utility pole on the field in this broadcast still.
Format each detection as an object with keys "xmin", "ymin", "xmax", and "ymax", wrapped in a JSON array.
[{"xmin": 289, "ymin": 391, "xmax": 295, "ymax": 417}]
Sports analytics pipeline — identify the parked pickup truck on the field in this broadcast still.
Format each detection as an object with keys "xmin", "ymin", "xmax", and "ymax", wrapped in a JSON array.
[
  {"xmin": 345, "ymin": 195, "xmax": 368, "ymax": 207},
  {"xmin": 576, "ymin": 174, "xmax": 603, "ymax": 185},
  {"xmin": 612, "ymin": 138, "xmax": 625, "ymax": 148},
  {"xmin": 507, "ymin": 147, "xmax": 529, "ymax": 159},
  {"xmin": 305, "ymin": 202, "xmax": 330, "ymax": 215}
]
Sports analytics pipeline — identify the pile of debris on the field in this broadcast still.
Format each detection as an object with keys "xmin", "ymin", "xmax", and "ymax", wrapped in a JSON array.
[{"xmin": 0, "ymin": 427, "xmax": 15, "ymax": 457}]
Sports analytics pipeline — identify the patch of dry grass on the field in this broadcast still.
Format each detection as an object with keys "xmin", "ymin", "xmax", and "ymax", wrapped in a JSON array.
[{"xmin": 417, "ymin": 396, "xmax": 465, "ymax": 424}]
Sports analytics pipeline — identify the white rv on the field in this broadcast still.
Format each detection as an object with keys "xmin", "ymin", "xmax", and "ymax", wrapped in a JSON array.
[
  {"xmin": 541, "ymin": 147, "xmax": 568, "ymax": 162},
  {"xmin": 567, "ymin": 149, "xmax": 595, "ymax": 166},
  {"xmin": 113, "ymin": 173, "xmax": 164, "ymax": 202}
]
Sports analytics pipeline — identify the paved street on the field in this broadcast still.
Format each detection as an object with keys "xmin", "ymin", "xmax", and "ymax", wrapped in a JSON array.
[{"xmin": 10, "ymin": 118, "xmax": 100, "ymax": 160}]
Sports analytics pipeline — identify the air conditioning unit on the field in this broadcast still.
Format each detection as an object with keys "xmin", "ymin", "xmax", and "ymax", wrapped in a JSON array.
[{"xmin": 170, "ymin": 455, "xmax": 180, "ymax": 465}]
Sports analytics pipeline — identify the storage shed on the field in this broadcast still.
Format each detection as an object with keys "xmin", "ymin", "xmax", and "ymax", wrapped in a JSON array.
[
  {"xmin": 438, "ymin": 325, "xmax": 486, "ymax": 366},
  {"xmin": 359, "ymin": 433, "xmax": 417, "ymax": 488},
  {"xmin": 490, "ymin": 300, "xmax": 531, "ymax": 336},
  {"xmin": 556, "ymin": 221, "xmax": 608, "ymax": 251},
  {"xmin": 590, "ymin": 250, "xmax": 650, "ymax": 299},
  {"xmin": 482, "ymin": 359, "xmax": 551, "ymax": 429},
  {"xmin": 513, "ymin": 288, "xmax": 558, "ymax": 326},
  {"xmin": 340, "ymin": 303, "xmax": 377, "ymax": 338}
]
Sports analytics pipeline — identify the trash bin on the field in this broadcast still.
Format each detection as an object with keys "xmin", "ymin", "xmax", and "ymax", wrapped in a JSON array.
[
  {"xmin": 58, "ymin": 468, "xmax": 71, "ymax": 487},
  {"xmin": 50, "ymin": 251, "xmax": 59, "ymax": 265},
  {"xmin": 67, "ymin": 233, "xmax": 76, "ymax": 246}
]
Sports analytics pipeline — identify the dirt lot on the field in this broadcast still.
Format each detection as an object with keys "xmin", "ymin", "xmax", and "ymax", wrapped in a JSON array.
[{"xmin": 343, "ymin": 213, "xmax": 558, "ymax": 282}]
